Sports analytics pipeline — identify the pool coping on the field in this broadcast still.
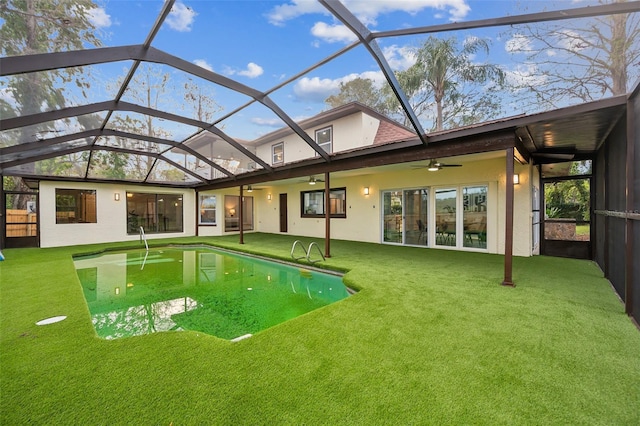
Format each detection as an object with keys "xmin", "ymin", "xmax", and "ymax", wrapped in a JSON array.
[{"xmin": 72, "ymin": 243, "xmax": 357, "ymax": 294}]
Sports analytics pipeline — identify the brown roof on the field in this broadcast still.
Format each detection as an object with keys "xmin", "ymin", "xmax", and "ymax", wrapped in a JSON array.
[{"xmin": 373, "ymin": 120, "xmax": 417, "ymax": 145}]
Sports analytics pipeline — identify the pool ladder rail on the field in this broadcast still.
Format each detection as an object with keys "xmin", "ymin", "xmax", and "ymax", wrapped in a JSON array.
[
  {"xmin": 139, "ymin": 226, "xmax": 149, "ymax": 251},
  {"xmin": 291, "ymin": 240, "xmax": 325, "ymax": 263}
]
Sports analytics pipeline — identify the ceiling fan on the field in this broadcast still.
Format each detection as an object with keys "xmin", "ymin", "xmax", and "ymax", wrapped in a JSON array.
[
  {"xmin": 413, "ymin": 159, "xmax": 462, "ymax": 171},
  {"xmin": 301, "ymin": 176, "xmax": 324, "ymax": 185},
  {"xmin": 245, "ymin": 185, "xmax": 264, "ymax": 192}
]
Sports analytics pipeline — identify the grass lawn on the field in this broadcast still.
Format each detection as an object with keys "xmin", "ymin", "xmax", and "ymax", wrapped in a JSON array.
[
  {"xmin": 576, "ymin": 224, "xmax": 590, "ymax": 236},
  {"xmin": 1, "ymin": 233, "xmax": 639, "ymax": 425}
]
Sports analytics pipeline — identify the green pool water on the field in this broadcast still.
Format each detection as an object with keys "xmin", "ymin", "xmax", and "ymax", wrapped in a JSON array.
[{"xmin": 73, "ymin": 247, "xmax": 350, "ymax": 340}]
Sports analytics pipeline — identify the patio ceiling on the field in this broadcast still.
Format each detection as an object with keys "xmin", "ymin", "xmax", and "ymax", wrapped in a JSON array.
[{"xmin": 1, "ymin": 0, "xmax": 638, "ymax": 189}]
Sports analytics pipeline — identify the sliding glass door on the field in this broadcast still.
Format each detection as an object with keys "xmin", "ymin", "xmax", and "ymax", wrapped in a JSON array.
[{"xmin": 382, "ymin": 189, "xmax": 428, "ymax": 246}]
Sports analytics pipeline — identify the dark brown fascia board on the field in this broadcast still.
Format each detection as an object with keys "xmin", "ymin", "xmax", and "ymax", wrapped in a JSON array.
[
  {"xmin": 195, "ymin": 129, "xmax": 516, "ymax": 191},
  {"xmin": 319, "ymin": 0, "xmax": 428, "ymax": 145},
  {"xmin": 428, "ymin": 95, "xmax": 628, "ymax": 143},
  {"xmin": 373, "ymin": 1, "xmax": 640, "ymax": 38}
]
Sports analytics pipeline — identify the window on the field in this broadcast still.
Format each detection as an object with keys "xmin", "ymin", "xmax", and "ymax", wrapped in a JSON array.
[
  {"xmin": 224, "ymin": 195, "xmax": 253, "ymax": 232},
  {"xmin": 126, "ymin": 192, "xmax": 183, "ymax": 234},
  {"xmin": 301, "ymin": 188, "xmax": 346, "ymax": 218},
  {"xmin": 315, "ymin": 126, "xmax": 332, "ymax": 154},
  {"xmin": 272, "ymin": 142, "xmax": 284, "ymax": 164},
  {"xmin": 56, "ymin": 189, "xmax": 97, "ymax": 224},
  {"xmin": 199, "ymin": 194, "xmax": 216, "ymax": 225}
]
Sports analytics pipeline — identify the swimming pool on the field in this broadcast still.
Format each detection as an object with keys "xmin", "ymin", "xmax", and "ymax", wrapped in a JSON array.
[{"xmin": 73, "ymin": 246, "xmax": 351, "ymax": 341}]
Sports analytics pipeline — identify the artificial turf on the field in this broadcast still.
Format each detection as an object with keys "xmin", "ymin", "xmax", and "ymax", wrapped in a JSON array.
[{"xmin": 1, "ymin": 233, "xmax": 639, "ymax": 425}]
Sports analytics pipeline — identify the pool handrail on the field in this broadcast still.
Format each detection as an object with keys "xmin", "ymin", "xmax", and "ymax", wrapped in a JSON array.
[
  {"xmin": 290, "ymin": 240, "xmax": 325, "ymax": 263},
  {"xmin": 139, "ymin": 226, "xmax": 149, "ymax": 251}
]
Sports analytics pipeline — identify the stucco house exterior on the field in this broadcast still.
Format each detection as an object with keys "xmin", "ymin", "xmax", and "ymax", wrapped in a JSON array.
[{"xmin": 35, "ymin": 102, "xmax": 536, "ymax": 258}]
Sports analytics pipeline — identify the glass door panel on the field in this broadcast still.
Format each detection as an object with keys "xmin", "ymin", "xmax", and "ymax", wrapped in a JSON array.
[
  {"xmin": 404, "ymin": 189, "xmax": 428, "ymax": 246},
  {"xmin": 383, "ymin": 191, "xmax": 402, "ymax": 243},
  {"xmin": 435, "ymin": 188, "xmax": 456, "ymax": 247},
  {"xmin": 463, "ymin": 186, "xmax": 487, "ymax": 248}
]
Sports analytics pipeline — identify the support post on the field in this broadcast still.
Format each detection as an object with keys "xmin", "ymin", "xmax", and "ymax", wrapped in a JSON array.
[
  {"xmin": 239, "ymin": 185, "xmax": 244, "ymax": 244},
  {"xmin": 324, "ymin": 172, "xmax": 331, "ymax": 258},
  {"xmin": 624, "ymin": 96, "xmax": 635, "ymax": 316},
  {"xmin": 502, "ymin": 147, "xmax": 515, "ymax": 287}
]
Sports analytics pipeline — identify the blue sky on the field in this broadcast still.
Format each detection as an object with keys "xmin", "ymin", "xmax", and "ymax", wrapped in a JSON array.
[{"xmin": 7, "ymin": 0, "xmax": 611, "ymax": 140}]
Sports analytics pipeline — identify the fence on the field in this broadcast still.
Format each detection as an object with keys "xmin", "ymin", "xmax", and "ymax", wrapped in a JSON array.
[{"xmin": 6, "ymin": 209, "xmax": 37, "ymax": 237}]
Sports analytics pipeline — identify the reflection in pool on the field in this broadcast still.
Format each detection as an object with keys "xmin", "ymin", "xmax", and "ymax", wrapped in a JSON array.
[{"xmin": 74, "ymin": 247, "xmax": 350, "ymax": 340}]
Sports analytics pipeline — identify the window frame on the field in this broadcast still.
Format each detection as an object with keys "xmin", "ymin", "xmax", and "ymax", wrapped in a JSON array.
[
  {"xmin": 55, "ymin": 188, "xmax": 97, "ymax": 224},
  {"xmin": 126, "ymin": 192, "xmax": 184, "ymax": 235},
  {"xmin": 223, "ymin": 195, "xmax": 254, "ymax": 232},
  {"xmin": 315, "ymin": 126, "xmax": 332, "ymax": 154},
  {"xmin": 271, "ymin": 142, "xmax": 284, "ymax": 165},
  {"xmin": 198, "ymin": 194, "xmax": 216, "ymax": 226},
  {"xmin": 300, "ymin": 187, "xmax": 346, "ymax": 219}
]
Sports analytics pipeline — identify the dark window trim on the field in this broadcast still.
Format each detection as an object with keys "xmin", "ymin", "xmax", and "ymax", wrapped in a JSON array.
[
  {"xmin": 55, "ymin": 188, "xmax": 97, "ymax": 224},
  {"xmin": 300, "ymin": 187, "xmax": 346, "ymax": 219},
  {"xmin": 126, "ymin": 192, "xmax": 184, "ymax": 235}
]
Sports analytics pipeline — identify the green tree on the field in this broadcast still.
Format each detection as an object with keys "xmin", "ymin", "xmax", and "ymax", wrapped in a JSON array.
[
  {"xmin": 325, "ymin": 77, "xmax": 392, "ymax": 114},
  {"xmin": 0, "ymin": 0, "xmax": 102, "ymax": 198},
  {"xmin": 324, "ymin": 36, "xmax": 506, "ymax": 132},
  {"xmin": 544, "ymin": 162, "xmax": 591, "ymax": 222},
  {"xmin": 409, "ymin": 36, "xmax": 506, "ymax": 131}
]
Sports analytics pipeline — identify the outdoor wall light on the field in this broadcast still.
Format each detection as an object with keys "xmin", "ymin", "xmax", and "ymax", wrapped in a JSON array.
[
  {"xmin": 513, "ymin": 174, "xmax": 520, "ymax": 185},
  {"xmin": 114, "ymin": 192, "xmax": 120, "ymax": 201},
  {"xmin": 267, "ymin": 193, "xmax": 272, "ymax": 201},
  {"xmin": 363, "ymin": 186, "xmax": 370, "ymax": 196}
]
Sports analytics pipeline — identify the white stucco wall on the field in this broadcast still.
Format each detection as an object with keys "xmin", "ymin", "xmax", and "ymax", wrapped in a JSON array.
[
  {"xmin": 221, "ymin": 154, "xmax": 534, "ymax": 257},
  {"xmin": 254, "ymin": 112, "xmax": 380, "ymax": 164},
  {"xmin": 38, "ymin": 153, "xmax": 534, "ymax": 256},
  {"xmin": 39, "ymin": 181, "xmax": 196, "ymax": 248}
]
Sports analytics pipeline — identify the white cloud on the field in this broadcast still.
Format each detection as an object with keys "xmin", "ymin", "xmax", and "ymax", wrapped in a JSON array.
[
  {"xmin": 267, "ymin": 0, "xmax": 327, "ymax": 26},
  {"xmin": 166, "ymin": 2, "xmax": 196, "ymax": 32},
  {"xmin": 293, "ymin": 71, "xmax": 386, "ymax": 103},
  {"xmin": 238, "ymin": 63, "xmax": 264, "ymax": 78},
  {"xmin": 193, "ymin": 59, "xmax": 213, "ymax": 72},
  {"xmin": 226, "ymin": 63, "xmax": 264, "ymax": 79},
  {"xmin": 267, "ymin": 0, "xmax": 471, "ymax": 27},
  {"xmin": 251, "ymin": 117, "xmax": 284, "ymax": 127},
  {"xmin": 345, "ymin": 0, "xmax": 470, "ymax": 25},
  {"xmin": 311, "ymin": 22, "xmax": 358, "ymax": 43},
  {"xmin": 505, "ymin": 34, "xmax": 533, "ymax": 53},
  {"xmin": 0, "ymin": 87, "xmax": 16, "ymax": 108},
  {"xmin": 556, "ymin": 29, "xmax": 588, "ymax": 52},
  {"xmin": 504, "ymin": 63, "xmax": 547, "ymax": 90},
  {"xmin": 87, "ymin": 7, "xmax": 111, "ymax": 28},
  {"xmin": 382, "ymin": 45, "xmax": 416, "ymax": 71}
]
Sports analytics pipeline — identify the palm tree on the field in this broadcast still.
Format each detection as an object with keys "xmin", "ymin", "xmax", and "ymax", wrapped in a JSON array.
[{"xmin": 410, "ymin": 36, "xmax": 506, "ymax": 131}]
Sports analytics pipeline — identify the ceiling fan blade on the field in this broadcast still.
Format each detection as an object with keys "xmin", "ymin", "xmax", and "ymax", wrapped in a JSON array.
[{"xmin": 439, "ymin": 163, "xmax": 462, "ymax": 167}]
